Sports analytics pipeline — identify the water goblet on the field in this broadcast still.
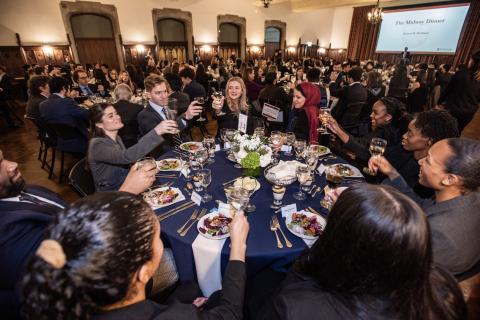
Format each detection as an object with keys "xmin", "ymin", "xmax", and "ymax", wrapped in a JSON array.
[
  {"xmin": 284, "ymin": 132, "xmax": 296, "ymax": 156},
  {"xmin": 293, "ymin": 139, "xmax": 307, "ymax": 160},
  {"xmin": 194, "ymin": 97, "xmax": 207, "ymax": 122},
  {"xmin": 241, "ymin": 177, "xmax": 257, "ymax": 213},
  {"xmin": 198, "ymin": 168, "xmax": 212, "ymax": 203},
  {"xmin": 196, "ymin": 149, "xmax": 209, "ymax": 169},
  {"xmin": 203, "ymin": 135, "xmax": 216, "ymax": 164},
  {"xmin": 293, "ymin": 166, "xmax": 311, "ymax": 201},
  {"xmin": 225, "ymin": 186, "xmax": 250, "ymax": 214}
]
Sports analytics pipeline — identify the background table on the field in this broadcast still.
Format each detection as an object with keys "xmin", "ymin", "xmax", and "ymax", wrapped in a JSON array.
[{"xmin": 154, "ymin": 149, "xmax": 351, "ymax": 282}]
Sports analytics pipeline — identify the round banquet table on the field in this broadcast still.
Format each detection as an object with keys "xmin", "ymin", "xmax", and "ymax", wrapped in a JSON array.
[{"xmin": 154, "ymin": 149, "xmax": 356, "ymax": 283}]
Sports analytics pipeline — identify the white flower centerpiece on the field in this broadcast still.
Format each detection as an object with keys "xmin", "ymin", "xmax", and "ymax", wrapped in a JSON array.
[{"xmin": 231, "ymin": 132, "xmax": 272, "ymax": 176}]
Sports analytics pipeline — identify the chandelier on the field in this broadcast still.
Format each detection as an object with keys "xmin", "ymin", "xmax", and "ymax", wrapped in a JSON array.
[
  {"xmin": 367, "ymin": 0, "xmax": 384, "ymax": 24},
  {"xmin": 262, "ymin": 0, "xmax": 272, "ymax": 8}
]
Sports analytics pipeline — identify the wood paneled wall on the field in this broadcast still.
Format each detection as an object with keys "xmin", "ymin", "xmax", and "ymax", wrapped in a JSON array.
[
  {"xmin": 74, "ymin": 38, "xmax": 119, "ymax": 69},
  {"xmin": 124, "ymin": 44, "xmax": 156, "ymax": 66}
]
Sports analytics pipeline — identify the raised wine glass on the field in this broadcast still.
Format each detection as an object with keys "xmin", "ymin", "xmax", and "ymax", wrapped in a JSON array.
[
  {"xmin": 363, "ymin": 137, "xmax": 387, "ymax": 176},
  {"xmin": 166, "ymin": 98, "xmax": 180, "ymax": 134},
  {"xmin": 194, "ymin": 96, "xmax": 207, "ymax": 122},
  {"xmin": 212, "ymin": 89, "xmax": 225, "ymax": 116},
  {"xmin": 318, "ymin": 107, "xmax": 330, "ymax": 134}
]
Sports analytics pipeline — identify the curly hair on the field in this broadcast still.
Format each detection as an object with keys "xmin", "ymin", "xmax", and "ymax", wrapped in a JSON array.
[
  {"xmin": 445, "ymin": 138, "xmax": 480, "ymax": 191},
  {"xmin": 21, "ymin": 192, "xmax": 155, "ymax": 319},
  {"xmin": 413, "ymin": 110, "xmax": 459, "ymax": 144}
]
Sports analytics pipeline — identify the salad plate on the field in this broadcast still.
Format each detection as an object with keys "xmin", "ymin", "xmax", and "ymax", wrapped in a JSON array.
[
  {"xmin": 179, "ymin": 142, "xmax": 203, "ymax": 153},
  {"xmin": 157, "ymin": 158, "xmax": 183, "ymax": 171},
  {"xmin": 143, "ymin": 187, "xmax": 185, "ymax": 209},
  {"xmin": 286, "ymin": 210, "xmax": 326, "ymax": 240},
  {"xmin": 197, "ymin": 212, "xmax": 233, "ymax": 240}
]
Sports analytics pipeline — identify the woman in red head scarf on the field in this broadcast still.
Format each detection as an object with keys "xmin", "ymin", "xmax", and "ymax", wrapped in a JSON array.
[{"xmin": 287, "ymin": 82, "xmax": 321, "ymax": 144}]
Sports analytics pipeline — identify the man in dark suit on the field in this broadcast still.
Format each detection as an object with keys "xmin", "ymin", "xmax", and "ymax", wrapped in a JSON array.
[
  {"xmin": 164, "ymin": 73, "xmax": 190, "ymax": 115},
  {"xmin": 73, "ymin": 70, "xmax": 97, "ymax": 96},
  {"xmin": 137, "ymin": 75, "xmax": 203, "ymax": 156},
  {"xmin": 258, "ymin": 72, "xmax": 292, "ymax": 131},
  {"xmin": 0, "ymin": 65, "xmax": 18, "ymax": 128},
  {"xmin": 26, "ymin": 75, "xmax": 50, "ymax": 120},
  {"xmin": 330, "ymin": 67, "xmax": 368, "ymax": 126},
  {"xmin": 0, "ymin": 149, "xmax": 157, "ymax": 318},
  {"xmin": 179, "ymin": 67, "xmax": 206, "ymax": 102},
  {"xmin": 39, "ymin": 77, "xmax": 90, "ymax": 154}
]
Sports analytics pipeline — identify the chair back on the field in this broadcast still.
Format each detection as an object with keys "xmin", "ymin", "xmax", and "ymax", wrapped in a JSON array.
[{"xmin": 69, "ymin": 158, "xmax": 95, "ymax": 197}]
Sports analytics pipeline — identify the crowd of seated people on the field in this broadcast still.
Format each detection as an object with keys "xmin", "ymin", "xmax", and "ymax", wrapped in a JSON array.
[{"xmin": 1, "ymin": 48, "xmax": 479, "ymax": 319}]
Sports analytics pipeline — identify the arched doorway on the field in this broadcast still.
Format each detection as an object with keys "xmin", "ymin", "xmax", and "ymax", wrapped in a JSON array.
[
  {"xmin": 265, "ymin": 27, "xmax": 281, "ymax": 60},
  {"xmin": 157, "ymin": 18, "xmax": 187, "ymax": 63},
  {"xmin": 218, "ymin": 23, "xmax": 240, "ymax": 61},
  {"xmin": 70, "ymin": 14, "xmax": 119, "ymax": 69}
]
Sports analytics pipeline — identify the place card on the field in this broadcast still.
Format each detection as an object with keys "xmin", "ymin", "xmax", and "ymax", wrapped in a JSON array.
[
  {"xmin": 238, "ymin": 113, "xmax": 248, "ymax": 134},
  {"xmin": 317, "ymin": 163, "xmax": 327, "ymax": 175},
  {"xmin": 281, "ymin": 145, "xmax": 292, "ymax": 153},
  {"xmin": 181, "ymin": 167, "xmax": 190, "ymax": 178},
  {"xmin": 191, "ymin": 191, "xmax": 202, "ymax": 206},
  {"xmin": 281, "ymin": 203, "xmax": 297, "ymax": 218},
  {"xmin": 215, "ymin": 144, "xmax": 221, "ymax": 152}
]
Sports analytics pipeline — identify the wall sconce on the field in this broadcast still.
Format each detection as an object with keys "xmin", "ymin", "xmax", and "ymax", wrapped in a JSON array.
[
  {"xmin": 287, "ymin": 46, "xmax": 296, "ymax": 53},
  {"xmin": 338, "ymin": 49, "xmax": 344, "ymax": 53},
  {"xmin": 318, "ymin": 48, "xmax": 326, "ymax": 54},
  {"xmin": 136, "ymin": 44, "xmax": 146, "ymax": 53},
  {"xmin": 306, "ymin": 42, "xmax": 312, "ymax": 47},
  {"xmin": 42, "ymin": 45, "xmax": 54, "ymax": 57},
  {"xmin": 202, "ymin": 45, "xmax": 212, "ymax": 53},
  {"xmin": 250, "ymin": 46, "xmax": 260, "ymax": 53}
]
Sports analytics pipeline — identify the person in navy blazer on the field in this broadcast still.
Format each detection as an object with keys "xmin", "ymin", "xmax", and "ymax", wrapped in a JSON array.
[
  {"xmin": 39, "ymin": 77, "xmax": 90, "ymax": 154},
  {"xmin": 0, "ymin": 149, "xmax": 156, "ymax": 318}
]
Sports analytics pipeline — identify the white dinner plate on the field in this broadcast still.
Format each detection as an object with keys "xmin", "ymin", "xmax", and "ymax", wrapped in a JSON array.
[
  {"xmin": 142, "ymin": 187, "xmax": 185, "ymax": 209},
  {"xmin": 179, "ymin": 142, "xmax": 204, "ymax": 153},
  {"xmin": 285, "ymin": 210, "xmax": 326, "ymax": 240},
  {"xmin": 197, "ymin": 212, "xmax": 233, "ymax": 240},
  {"xmin": 329, "ymin": 163, "xmax": 363, "ymax": 178},
  {"xmin": 156, "ymin": 158, "xmax": 183, "ymax": 171}
]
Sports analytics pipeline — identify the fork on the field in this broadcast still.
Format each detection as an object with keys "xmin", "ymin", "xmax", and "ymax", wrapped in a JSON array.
[
  {"xmin": 180, "ymin": 208, "xmax": 207, "ymax": 237},
  {"xmin": 177, "ymin": 209, "xmax": 198, "ymax": 234},
  {"xmin": 272, "ymin": 216, "xmax": 292, "ymax": 248},
  {"xmin": 270, "ymin": 217, "xmax": 283, "ymax": 249}
]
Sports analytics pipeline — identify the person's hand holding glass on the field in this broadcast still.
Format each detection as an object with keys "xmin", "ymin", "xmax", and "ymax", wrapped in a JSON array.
[
  {"xmin": 363, "ymin": 138, "xmax": 388, "ymax": 175},
  {"xmin": 211, "ymin": 90, "xmax": 225, "ymax": 116},
  {"xmin": 318, "ymin": 107, "xmax": 330, "ymax": 134},
  {"xmin": 194, "ymin": 97, "xmax": 207, "ymax": 122},
  {"xmin": 321, "ymin": 165, "xmax": 345, "ymax": 210}
]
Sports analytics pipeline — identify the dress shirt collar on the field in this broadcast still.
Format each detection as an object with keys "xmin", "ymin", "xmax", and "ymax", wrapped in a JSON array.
[
  {"xmin": 53, "ymin": 92, "xmax": 65, "ymax": 98},
  {"xmin": 149, "ymin": 100, "xmax": 166, "ymax": 117}
]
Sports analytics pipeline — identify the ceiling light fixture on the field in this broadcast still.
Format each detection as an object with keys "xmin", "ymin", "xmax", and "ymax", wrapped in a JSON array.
[{"xmin": 367, "ymin": 0, "xmax": 384, "ymax": 24}]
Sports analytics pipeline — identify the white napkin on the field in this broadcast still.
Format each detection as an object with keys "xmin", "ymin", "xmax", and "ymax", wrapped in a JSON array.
[
  {"xmin": 192, "ymin": 234, "xmax": 227, "ymax": 297},
  {"xmin": 317, "ymin": 163, "xmax": 327, "ymax": 175}
]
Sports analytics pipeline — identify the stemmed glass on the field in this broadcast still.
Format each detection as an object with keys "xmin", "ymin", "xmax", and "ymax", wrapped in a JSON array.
[
  {"xmin": 212, "ymin": 89, "xmax": 225, "ymax": 116},
  {"xmin": 196, "ymin": 149, "xmax": 209, "ymax": 169},
  {"xmin": 363, "ymin": 137, "xmax": 388, "ymax": 176},
  {"xmin": 226, "ymin": 186, "xmax": 250, "ymax": 214},
  {"xmin": 304, "ymin": 149, "xmax": 319, "ymax": 172},
  {"xmin": 194, "ymin": 97, "xmax": 206, "ymax": 122},
  {"xmin": 269, "ymin": 131, "xmax": 283, "ymax": 165},
  {"xmin": 242, "ymin": 178, "xmax": 257, "ymax": 213},
  {"xmin": 321, "ymin": 165, "xmax": 345, "ymax": 210},
  {"xmin": 293, "ymin": 139, "xmax": 307, "ymax": 160},
  {"xmin": 198, "ymin": 168, "xmax": 212, "ymax": 203},
  {"xmin": 220, "ymin": 128, "xmax": 228, "ymax": 149},
  {"xmin": 284, "ymin": 132, "xmax": 296, "ymax": 156},
  {"xmin": 192, "ymin": 172, "xmax": 204, "ymax": 193},
  {"xmin": 293, "ymin": 166, "xmax": 312, "ymax": 201},
  {"xmin": 318, "ymin": 107, "xmax": 330, "ymax": 134},
  {"xmin": 203, "ymin": 135, "xmax": 216, "ymax": 164},
  {"xmin": 254, "ymin": 126, "xmax": 265, "ymax": 140}
]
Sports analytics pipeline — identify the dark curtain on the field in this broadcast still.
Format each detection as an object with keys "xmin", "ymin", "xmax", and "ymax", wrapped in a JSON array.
[
  {"xmin": 454, "ymin": 0, "xmax": 480, "ymax": 66},
  {"xmin": 347, "ymin": 5, "xmax": 380, "ymax": 61}
]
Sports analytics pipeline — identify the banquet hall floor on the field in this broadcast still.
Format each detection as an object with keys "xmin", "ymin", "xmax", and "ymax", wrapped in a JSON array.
[{"xmin": 0, "ymin": 102, "xmax": 478, "ymax": 317}]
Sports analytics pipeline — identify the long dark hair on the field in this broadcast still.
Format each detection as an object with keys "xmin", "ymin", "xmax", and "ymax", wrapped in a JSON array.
[
  {"xmin": 21, "ymin": 192, "xmax": 156, "ymax": 319},
  {"xmin": 295, "ymin": 184, "xmax": 440, "ymax": 318},
  {"xmin": 89, "ymin": 102, "xmax": 112, "ymax": 138}
]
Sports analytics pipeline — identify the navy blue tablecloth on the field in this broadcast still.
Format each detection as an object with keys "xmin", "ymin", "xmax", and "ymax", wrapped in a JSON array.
[{"xmin": 154, "ymin": 150, "xmax": 349, "ymax": 282}]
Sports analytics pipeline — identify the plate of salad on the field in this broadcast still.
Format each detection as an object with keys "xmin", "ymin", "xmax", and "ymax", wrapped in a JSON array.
[
  {"xmin": 197, "ymin": 212, "xmax": 233, "ymax": 240},
  {"xmin": 179, "ymin": 142, "xmax": 203, "ymax": 153},
  {"xmin": 156, "ymin": 158, "xmax": 182, "ymax": 171},
  {"xmin": 286, "ymin": 210, "xmax": 326, "ymax": 240}
]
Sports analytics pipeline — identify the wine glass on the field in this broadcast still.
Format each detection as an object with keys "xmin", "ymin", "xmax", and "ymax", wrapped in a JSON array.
[
  {"xmin": 269, "ymin": 131, "xmax": 283, "ymax": 165},
  {"xmin": 284, "ymin": 132, "xmax": 296, "ymax": 156},
  {"xmin": 194, "ymin": 96, "xmax": 206, "ymax": 122},
  {"xmin": 293, "ymin": 166, "xmax": 312, "ymax": 201},
  {"xmin": 318, "ymin": 107, "xmax": 330, "ymax": 134},
  {"xmin": 304, "ymin": 149, "xmax": 319, "ymax": 172},
  {"xmin": 220, "ymin": 128, "xmax": 228, "ymax": 149},
  {"xmin": 166, "ymin": 98, "xmax": 180, "ymax": 134},
  {"xmin": 321, "ymin": 165, "xmax": 345, "ymax": 210},
  {"xmin": 293, "ymin": 139, "xmax": 307, "ymax": 160},
  {"xmin": 196, "ymin": 149, "xmax": 209, "ymax": 169},
  {"xmin": 212, "ymin": 89, "xmax": 225, "ymax": 116},
  {"xmin": 254, "ymin": 126, "xmax": 265, "ymax": 140},
  {"xmin": 198, "ymin": 168, "xmax": 212, "ymax": 203},
  {"xmin": 135, "ymin": 157, "xmax": 157, "ymax": 172},
  {"xmin": 225, "ymin": 186, "xmax": 250, "ymax": 214},
  {"xmin": 363, "ymin": 138, "xmax": 388, "ymax": 176},
  {"xmin": 203, "ymin": 135, "xmax": 216, "ymax": 164},
  {"xmin": 241, "ymin": 177, "xmax": 257, "ymax": 213}
]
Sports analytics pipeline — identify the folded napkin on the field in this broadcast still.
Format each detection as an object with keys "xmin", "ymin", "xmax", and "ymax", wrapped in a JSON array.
[{"xmin": 269, "ymin": 160, "xmax": 305, "ymax": 179}]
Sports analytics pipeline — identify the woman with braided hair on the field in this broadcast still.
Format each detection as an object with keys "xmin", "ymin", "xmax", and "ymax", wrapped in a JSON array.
[{"xmin": 21, "ymin": 192, "xmax": 249, "ymax": 320}]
